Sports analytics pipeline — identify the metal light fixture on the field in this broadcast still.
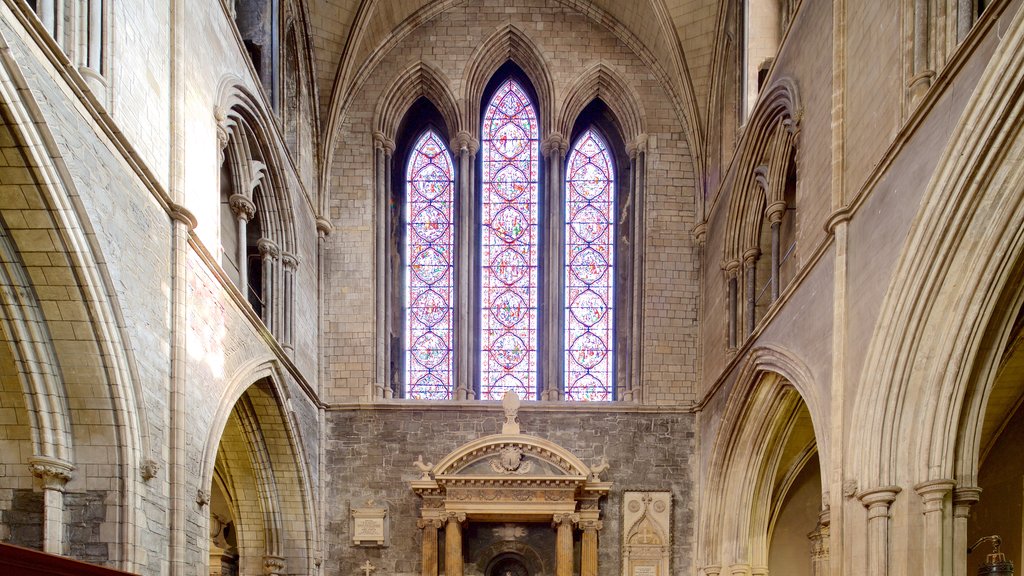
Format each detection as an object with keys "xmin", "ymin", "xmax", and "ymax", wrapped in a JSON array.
[{"xmin": 969, "ymin": 536, "xmax": 1014, "ymax": 576}]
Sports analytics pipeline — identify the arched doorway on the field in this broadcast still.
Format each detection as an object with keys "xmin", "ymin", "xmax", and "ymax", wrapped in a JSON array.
[{"xmin": 487, "ymin": 552, "xmax": 530, "ymax": 576}]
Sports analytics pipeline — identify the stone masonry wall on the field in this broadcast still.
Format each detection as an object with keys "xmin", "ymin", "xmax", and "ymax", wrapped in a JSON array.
[{"xmin": 323, "ymin": 408, "xmax": 695, "ymax": 576}]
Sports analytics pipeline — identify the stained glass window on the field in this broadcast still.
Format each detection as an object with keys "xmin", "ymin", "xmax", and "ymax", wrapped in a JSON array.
[
  {"xmin": 405, "ymin": 130, "xmax": 455, "ymax": 399},
  {"xmin": 564, "ymin": 129, "xmax": 614, "ymax": 401},
  {"xmin": 480, "ymin": 79, "xmax": 539, "ymax": 400}
]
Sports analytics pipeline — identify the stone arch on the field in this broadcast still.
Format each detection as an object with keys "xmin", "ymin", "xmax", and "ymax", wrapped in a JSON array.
[
  {"xmin": 375, "ymin": 61, "xmax": 462, "ymax": 143},
  {"xmin": 851, "ymin": 5, "xmax": 1024, "ymax": 490},
  {"xmin": 700, "ymin": 345, "xmax": 825, "ymax": 572},
  {"xmin": 557, "ymin": 63, "xmax": 646, "ymax": 144},
  {"xmin": 462, "ymin": 24, "xmax": 555, "ymax": 139},
  {"xmin": 0, "ymin": 29, "xmax": 152, "ymax": 568},
  {"xmin": 200, "ymin": 357, "xmax": 317, "ymax": 576}
]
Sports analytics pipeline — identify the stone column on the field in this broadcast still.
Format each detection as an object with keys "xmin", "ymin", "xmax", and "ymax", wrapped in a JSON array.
[
  {"xmin": 453, "ymin": 131, "xmax": 477, "ymax": 400},
  {"xmin": 257, "ymin": 238, "xmax": 279, "ymax": 331},
  {"xmin": 445, "ymin": 513, "xmax": 466, "ymax": 576},
  {"xmin": 808, "ymin": 507, "xmax": 831, "ymax": 576},
  {"xmin": 766, "ymin": 201, "xmax": 786, "ymax": 302},
  {"xmin": 628, "ymin": 135, "xmax": 647, "ymax": 402},
  {"xmin": 37, "ymin": 0, "xmax": 56, "ymax": 35},
  {"xmin": 915, "ymin": 479, "xmax": 956, "ymax": 576},
  {"xmin": 86, "ymin": 0, "xmax": 103, "ymax": 70},
  {"xmin": 541, "ymin": 133, "xmax": 567, "ymax": 401},
  {"xmin": 281, "ymin": 252, "xmax": 298, "ymax": 352},
  {"xmin": 725, "ymin": 261, "xmax": 740, "ymax": 348},
  {"xmin": 743, "ymin": 248, "xmax": 759, "ymax": 335},
  {"xmin": 228, "ymin": 193, "xmax": 255, "ymax": 290},
  {"xmin": 859, "ymin": 486, "xmax": 901, "ymax": 576},
  {"xmin": 580, "ymin": 519, "xmax": 602, "ymax": 576},
  {"xmin": 553, "ymin": 513, "xmax": 578, "ymax": 576},
  {"xmin": 952, "ymin": 486, "xmax": 981, "ymax": 576},
  {"xmin": 418, "ymin": 518, "xmax": 443, "ymax": 576},
  {"xmin": 373, "ymin": 132, "xmax": 388, "ymax": 399},
  {"xmin": 28, "ymin": 455, "xmax": 74, "ymax": 554}
]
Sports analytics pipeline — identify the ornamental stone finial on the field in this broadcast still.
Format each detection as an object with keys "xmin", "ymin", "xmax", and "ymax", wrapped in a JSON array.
[{"xmin": 501, "ymin": 391, "xmax": 521, "ymax": 435}]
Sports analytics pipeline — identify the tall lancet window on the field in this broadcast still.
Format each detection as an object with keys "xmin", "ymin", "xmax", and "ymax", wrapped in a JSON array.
[
  {"xmin": 480, "ymin": 79, "xmax": 540, "ymax": 400},
  {"xmin": 405, "ymin": 130, "xmax": 455, "ymax": 399},
  {"xmin": 565, "ymin": 129, "xmax": 615, "ymax": 401}
]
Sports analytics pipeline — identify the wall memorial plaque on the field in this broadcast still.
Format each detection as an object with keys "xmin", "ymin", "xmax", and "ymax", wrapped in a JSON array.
[{"xmin": 351, "ymin": 501, "xmax": 389, "ymax": 547}]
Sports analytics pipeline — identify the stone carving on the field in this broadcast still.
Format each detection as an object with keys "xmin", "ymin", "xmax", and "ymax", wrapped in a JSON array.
[
  {"xmin": 196, "ymin": 489, "xmax": 211, "ymax": 507},
  {"xmin": 27, "ymin": 456, "xmax": 74, "ymax": 491},
  {"xmin": 494, "ymin": 524, "xmax": 527, "ymax": 541},
  {"xmin": 490, "ymin": 445, "xmax": 533, "ymax": 474},
  {"xmin": 263, "ymin": 554, "xmax": 285, "ymax": 576},
  {"xmin": 502, "ymin": 391, "xmax": 521, "ymax": 434},
  {"xmin": 359, "ymin": 560, "xmax": 375, "ymax": 576},
  {"xmin": 590, "ymin": 455, "xmax": 610, "ymax": 481},
  {"xmin": 141, "ymin": 459, "xmax": 160, "ymax": 481},
  {"xmin": 623, "ymin": 492, "xmax": 671, "ymax": 576},
  {"xmin": 414, "ymin": 455, "xmax": 434, "ymax": 479}
]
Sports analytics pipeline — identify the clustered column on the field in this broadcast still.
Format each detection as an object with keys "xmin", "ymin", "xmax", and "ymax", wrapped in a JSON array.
[
  {"xmin": 372, "ymin": 131, "xmax": 394, "ymax": 399},
  {"xmin": 624, "ymin": 135, "xmax": 647, "ymax": 402},
  {"xmin": 541, "ymin": 133, "xmax": 568, "ymax": 401},
  {"xmin": 28, "ymin": 455, "xmax": 74, "ymax": 554}
]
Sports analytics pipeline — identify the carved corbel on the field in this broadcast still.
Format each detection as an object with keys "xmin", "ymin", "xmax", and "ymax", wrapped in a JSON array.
[
  {"xmin": 316, "ymin": 216, "xmax": 334, "ymax": 237},
  {"xmin": 263, "ymin": 554, "xmax": 286, "ymax": 576},
  {"xmin": 28, "ymin": 456, "xmax": 74, "ymax": 491},
  {"xmin": 229, "ymin": 193, "xmax": 256, "ymax": 222}
]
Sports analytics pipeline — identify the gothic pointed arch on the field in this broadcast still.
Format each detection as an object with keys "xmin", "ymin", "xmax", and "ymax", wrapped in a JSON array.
[
  {"xmin": 557, "ymin": 63, "xmax": 646, "ymax": 145},
  {"xmin": 375, "ymin": 61, "xmax": 462, "ymax": 143}
]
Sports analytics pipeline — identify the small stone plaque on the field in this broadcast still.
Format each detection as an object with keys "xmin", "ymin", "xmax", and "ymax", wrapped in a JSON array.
[
  {"xmin": 351, "ymin": 503, "xmax": 389, "ymax": 547},
  {"xmin": 633, "ymin": 565, "xmax": 658, "ymax": 576}
]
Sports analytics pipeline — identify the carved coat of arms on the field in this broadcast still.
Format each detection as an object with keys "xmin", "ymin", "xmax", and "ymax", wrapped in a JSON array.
[{"xmin": 490, "ymin": 446, "xmax": 533, "ymax": 474}]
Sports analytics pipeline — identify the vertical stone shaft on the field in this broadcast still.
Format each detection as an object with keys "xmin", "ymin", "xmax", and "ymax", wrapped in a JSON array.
[
  {"xmin": 445, "ymin": 515, "xmax": 464, "ymax": 576},
  {"xmin": 555, "ymin": 515, "xmax": 576, "ymax": 576},
  {"xmin": 952, "ymin": 487, "xmax": 981, "ymax": 576},
  {"xmin": 859, "ymin": 487, "xmax": 900, "ymax": 576},
  {"xmin": 770, "ymin": 220, "xmax": 781, "ymax": 301},
  {"xmin": 915, "ymin": 479, "xmax": 956, "ymax": 576},
  {"xmin": 580, "ymin": 521, "xmax": 601, "ymax": 576},
  {"xmin": 419, "ymin": 519, "xmax": 440, "ymax": 576},
  {"xmin": 373, "ymin": 134, "xmax": 386, "ymax": 398}
]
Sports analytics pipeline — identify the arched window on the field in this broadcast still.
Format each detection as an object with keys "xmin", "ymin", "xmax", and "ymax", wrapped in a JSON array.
[
  {"xmin": 564, "ymin": 129, "xmax": 615, "ymax": 401},
  {"xmin": 480, "ymin": 78, "xmax": 540, "ymax": 401},
  {"xmin": 405, "ymin": 130, "xmax": 456, "ymax": 400}
]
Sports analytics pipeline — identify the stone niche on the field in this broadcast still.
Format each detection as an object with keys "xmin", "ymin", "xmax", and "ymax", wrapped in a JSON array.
[
  {"xmin": 621, "ymin": 492, "xmax": 671, "ymax": 576},
  {"xmin": 411, "ymin": 393, "xmax": 612, "ymax": 576}
]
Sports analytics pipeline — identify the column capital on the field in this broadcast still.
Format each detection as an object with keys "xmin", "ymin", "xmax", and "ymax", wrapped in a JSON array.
[
  {"xmin": 316, "ymin": 215, "xmax": 335, "ymax": 237},
  {"xmin": 750, "ymin": 567, "xmax": 769, "ymax": 576},
  {"xmin": 766, "ymin": 200, "xmax": 787, "ymax": 224},
  {"xmin": 702, "ymin": 566, "xmax": 721, "ymax": 576},
  {"xmin": 952, "ymin": 485, "xmax": 982, "ymax": 507},
  {"xmin": 914, "ymin": 478, "xmax": 957, "ymax": 503},
  {"xmin": 229, "ymin": 193, "xmax": 256, "ymax": 221},
  {"xmin": 578, "ymin": 519, "xmax": 603, "ymax": 532},
  {"xmin": 258, "ymin": 238, "xmax": 280, "ymax": 259},
  {"xmin": 728, "ymin": 563, "xmax": 751, "ymax": 576},
  {"xmin": 453, "ymin": 131, "xmax": 479, "ymax": 155},
  {"xmin": 627, "ymin": 134, "xmax": 648, "ymax": 158},
  {"xmin": 742, "ymin": 247, "xmax": 760, "ymax": 267},
  {"xmin": 28, "ymin": 456, "xmax": 74, "ymax": 491},
  {"xmin": 722, "ymin": 259, "xmax": 741, "ymax": 277},
  {"xmin": 281, "ymin": 252, "xmax": 299, "ymax": 270},
  {"xmin": 752, "ymin": 164, "xmax": 769, "ymax": 192},
  {"xmin": 692, "ymin": 222, "xmax": 708, "ymax": 247},
  {"xmin": 860, "ymin": 481, "xmax": 901, "ymax": 508},
  {"xmin": 541, "ymin": 132, "xmax": 568, "ymax": 157},
  {"xmin": 417, "ymin": 517, "xmax": 445, "ymax": 530},
  {"xmin": 445, "ymin": 512, "xmax": 467, "ymax": 525},
  {"xmin": 552, "ymin": 513, "xmax": 579, "ymax": 528},
  {"xmin": 373, "ymin": 130, "xmax": 387, "ymax": 150}
]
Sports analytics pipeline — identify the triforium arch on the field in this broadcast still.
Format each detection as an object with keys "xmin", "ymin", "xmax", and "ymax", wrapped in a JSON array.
[
  {"xmin": 722, "ymin": 77, "xmax": 800, "ymax": 346},
  {"xmin": 700, "ymin": 346, "xmax": 827, "ymax": 575},
  {"xmin": 0, "ymin": 30, "xmax": 151, "ymax": 568},
  {"xmin": 462, "ymin": 23, "xmax": 555, "ymax": 142},
  {"xmin": 201, "ymin": 360, "xmax": 317, "ymax": 576},
  {"xmin": 216, "ymin": 84, "xmax": 300, "ymax": 348}
]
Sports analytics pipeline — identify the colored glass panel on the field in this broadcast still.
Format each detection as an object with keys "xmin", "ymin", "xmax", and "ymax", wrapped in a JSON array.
[
  {"xmin": 405, "ymin": 130, "xmax": 455, "ymax": 399},
  {"xmin": 481, "ymin": 79, "xmax": 539, "ymax": 400},
  {"xmin": 564, "ymin": 129, "xmax": 614, "ymax": 401}
]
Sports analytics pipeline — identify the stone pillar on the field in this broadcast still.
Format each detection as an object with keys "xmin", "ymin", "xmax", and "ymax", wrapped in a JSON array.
[
  {"xmin": 373, "ymin": 132, "xmax": 388, "ymax": 399},
  {"xmin": 766, "ymin": 201, "xmax": 786, "ymax": 302},
  {"xmin": 382, "ymin": 138, "xmax": 395, "ymax": 398},
  {"xmin": 37, "ymin": 0, "xmax": 56, "ymax": 35},
  {"xmin": 952, "ymin": 486, "xmax": 981, "ymax": 576},
  {"xmin": 444, "ymin": 513, "xmax": 466, "ymax": 576},
  {"xmin": 808, "ymin": 507, "xmax": 831, "ymax": 576},
  {"xmin": 580, "ymin": 519, "xmax": 602, "ymax": 576},
  {"xmin": 418, "ymin": 518, "xmax": 443, "ymax": 576},
  {"xmin": 909, "ymin": 0, "xmax": 935, "ymax": 105},
  {"xmin": 553, "ymin": 513, "xmax": 578, "ymax": 576},
  {"xmin": 628, "ymin": 135, "xmax": 647, "ymax": 403},
  {"xmin": 86, "ymin": 0, "xmax": 103, "ymax": 70},
  {"xmin": 859, "ymin": 486, "xmax": 900, "ymax": 576},
  {"xmin": 28, "ymin": 455, "xmax": 74, "ymax": 554},
  {"xmin": 725, "ymin": 262, "xmax": 740, "ymax": 348},
  {"xmin": 453, "ymin": 131, "xmax": 477, "ymax": 400},
  {"xmin": 743, "ymin": 248, "xmax": 759, "ymax": 335},
  {"xmin": 915, "ymin": 479, "xmax": 956, "ymax": 576},
  {"xmin": 281, "ymin": 252, "xmax": 298, "ymax": 352},
  {"xmin": 541, "ymin": 133, "xmax": 568, "ymax": 401},
  {"xmin": 257, "ymin": 238, "xmax": 279, "ymax": 331},
  {"xmin": 263, "ymin": 554, "xmax": 286, "ymax": 576},
  {"xmin": 228, "ymin": 193, "xmax": 255, "ymax": 290}
]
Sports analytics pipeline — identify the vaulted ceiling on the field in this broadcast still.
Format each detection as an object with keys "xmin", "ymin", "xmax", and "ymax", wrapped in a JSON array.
[{"xmin": 306, "ymin": 0, "xmax": 724, "ymax": 144}]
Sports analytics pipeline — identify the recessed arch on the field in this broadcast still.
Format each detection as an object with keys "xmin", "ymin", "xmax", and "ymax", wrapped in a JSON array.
[
  {"xmin": 558, "ymin": 63, "xmax": 646, "ymax": 145},
  {"xmin": 376, "ymin": 61, "xmax": 462, "ymax": 143}
]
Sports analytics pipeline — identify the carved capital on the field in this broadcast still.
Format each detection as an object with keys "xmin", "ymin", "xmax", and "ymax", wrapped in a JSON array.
[
  {"xmin": 541, "ymin": 133, "xmax": 568, "ymax": 157},
  {"xmin": 722, "ymin": 259, "xmax": 741, "ymax": 277},
  {"xmin": 263, "ymin": 554, "xmax": 286, "ymax": 575},
  {"xmin": 445, "ymin": 512, "xmax": 467, "ymax": 525},
  {"xmin": 257, "ymin": 238, "xmax": 280, "ymax": 259},
  {"xmin": 552, "ymin": 513, "xmax": 579, "ymax": 528},
  {"xmin": 281, "ymin": 252, "xmax": 299, "ymax": 271},
  {"xmin": 579, "ymin": 519, "xmax": 603, "ymax": 532},
  {"xmin": 453, "ymin": 130, "xmax": 478, "ymax": 155},
  {"xmin": 28, "ymin": 456, "xmax": 74, "ymax": 491},
  {"xmin": 752, "ymin": 165, "xmax": 769, "ymax": 192},
  {"xmin": 766, "ymin": 200, "xmax": 787, "ymax": 224},
  {"xmin": 742, "ymin": 248, "xmax": 760, "ymax": 267},
  {"xmin": 417, "ymin": 517, "xmax": 444, "ymax": 530},
  {"xmin": 316, "ymin": 216, "xmax": 335, "ymax": 237},
  {"xmin": 952, "ymin": 485, "xmax": 982, "ymax": 508},
  {"xmin": 914, "ymin": 478, "xmax": 956, "ymax": 512},
  {"xmin": 858, "ymin": 485, "xmax": 901, "ymax": 518},
  {"xmin": 692, "ymin": 222, "xmax": 708, "ymax": 247},
  {"xmin": 628, "ymin": 134, "xmax": 648, "ymax": 158},
  {"xmin": 381, "ymin": 137, "xmax": 396, "ymax": 155},
  {"xmin": 373, "ymin": 130, "xmax": 387, "ymax": 150},
  {"xmin": 229, "ymin": 193, "xmax": 256, "ymax": 221},
  {"xmin": 702, "ymin": 566, "xmax": 722, "ymax": 576}
]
